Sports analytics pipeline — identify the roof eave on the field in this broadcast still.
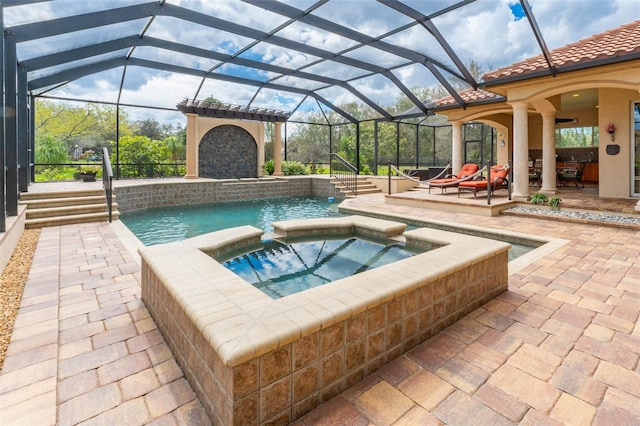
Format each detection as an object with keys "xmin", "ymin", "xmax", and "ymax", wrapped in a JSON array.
[
  {"xmin": 482, "ymin": 53, "xmax": 640, "ymax": 88},
  {"xmin": 429, "ymin": 97, "xmax": 506, "ymax": 113}
]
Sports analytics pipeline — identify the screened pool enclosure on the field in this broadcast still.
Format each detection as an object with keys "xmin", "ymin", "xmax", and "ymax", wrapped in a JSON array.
[{"xmin": 1, "ymin": 0, "xmax": 628, "ymax": 231}]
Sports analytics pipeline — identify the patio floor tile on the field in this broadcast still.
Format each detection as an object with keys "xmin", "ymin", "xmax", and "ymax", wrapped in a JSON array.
[{"xmin": 2, "ymin": 185, "xmax": 640, "ymax": 424}]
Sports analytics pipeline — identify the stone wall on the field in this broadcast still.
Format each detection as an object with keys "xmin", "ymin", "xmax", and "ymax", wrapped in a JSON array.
[
  {"xmin": 140, "ymin": 225, "xmax": 510, "ymax": 424},
  {"xmin": 199, "ymin": 125, "xmax": 257, "ymax": 179},
  {"xmin": 114, "ymin": 177, "xmax": 344, "ymax": 214}
]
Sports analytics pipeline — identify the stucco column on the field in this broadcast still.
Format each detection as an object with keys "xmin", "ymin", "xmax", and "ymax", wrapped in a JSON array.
[
  {"xmin": 273, "ymin": 122, "xmax": 283, "ymax": 176},
  {"xmin": 511, "ymin": 103, "xmax": 530, "ymax": 199},
  {"xmin": 540, "ymin": 111, "xmax": 557, "ymax": 193},
  {"xmin": 184, "ymin": 113, "xmax": 198, "ymax": 179},
  {"xmin": 450, "ymin": 120, "xmax": 463, "ymax": 174}
]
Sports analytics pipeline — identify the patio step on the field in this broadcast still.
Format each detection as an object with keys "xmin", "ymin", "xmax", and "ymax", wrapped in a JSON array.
[
  {"xmin": 25, "ymin": 203, "xmax": 119, "ymax": 220},
  {"xmin": 20, "ymin": 195, "xmax": 109, "ymax": 209},
  {"xmin": 20, "ymin": 189, "xmax": 105, "ymax": 200},
  {"xmin": 330, "ymin": 176, "xmax": 382, "ymax": 196},
  {"xmin": 20, "ymin": 189, "xmax": 119, "ymax": 228}
]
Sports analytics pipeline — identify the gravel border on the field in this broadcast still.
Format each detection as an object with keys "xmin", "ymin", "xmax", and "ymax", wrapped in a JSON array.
[
  {"xmin": 504, "ymin": 206, "xmax": 640, "ymax": 228},
  {"xmin": 0, "ymin": 228, "xmax": 40, "ymax": 371}
]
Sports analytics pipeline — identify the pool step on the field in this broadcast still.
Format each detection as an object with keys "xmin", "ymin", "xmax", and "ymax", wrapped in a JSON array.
[
  {"xmin": 330, "ymin": 176, "xmax": 382, "ymax": 196},
  {"xmin": 20, "ymin": 189, "xmax": 119, "ymax": 228}
]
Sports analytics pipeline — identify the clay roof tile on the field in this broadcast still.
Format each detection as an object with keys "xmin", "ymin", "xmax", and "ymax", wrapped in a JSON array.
[{"xmin": 482, "ymin": 19, "xmax": 640, "ymax": 83}]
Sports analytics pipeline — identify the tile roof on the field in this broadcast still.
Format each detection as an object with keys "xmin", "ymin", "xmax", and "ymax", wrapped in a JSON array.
[
  {"xmin": 482, "ymin": 19, "xmax": 640, "ymax": 83},
  {"xmin": 427, "ymin": 88, "xmax": 504, "ymax": 110}
]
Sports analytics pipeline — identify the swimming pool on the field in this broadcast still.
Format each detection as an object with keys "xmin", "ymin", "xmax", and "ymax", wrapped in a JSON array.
[
  {"xmin": 220, "ymin": 236, "xmax": 427, "ymax": 298},
  {"xmin": 120, "ymin": 196, "xmax": 342, "ymax": 245},
  {"xmin": 121, "ymin": 195, "xmax": 537, "ymax": 260}
]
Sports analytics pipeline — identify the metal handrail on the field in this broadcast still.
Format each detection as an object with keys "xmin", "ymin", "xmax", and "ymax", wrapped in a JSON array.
[
  {"xmin": 388, "ymin": 163, "xmax": 453, "ymax": 194},
  {"xmin": 329, "ymin": 153, "xmax": 358, "ymax": 196},
  {"xmin": 102, "ymin": 148, "xmax": 114, "ymax": 223}
]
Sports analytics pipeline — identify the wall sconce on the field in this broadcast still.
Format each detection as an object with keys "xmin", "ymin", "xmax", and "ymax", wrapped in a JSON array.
[
  {"xmin": 606, "ymin": 123, "xmax": 616, "ymax": 141},
  {"xmin": 499, "ymin": 140, "xmax": 505, "ymax": 147}
]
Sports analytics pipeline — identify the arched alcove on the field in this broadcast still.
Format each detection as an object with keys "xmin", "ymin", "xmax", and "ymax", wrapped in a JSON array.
[{"xmin": 198, "ymin": 125, "xmax": 257, "ymax": 179}]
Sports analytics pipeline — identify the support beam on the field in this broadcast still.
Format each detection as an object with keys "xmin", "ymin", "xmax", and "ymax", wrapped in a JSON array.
[
  {"xmin": 0, "ymin": 6, "xmax": 5, "ymax": 232},
  {"xmin": 511, "ymin": 103, "xmax": 530, "ymax": 199},
  {"xmin": 4, "ymin": 32, "xmax": 18, "ymax": 216},
  {"xmin": 450, "ymin": 120, "xmax": 463, "ymax": 174},
  {"xmin": 540, "ymin": 112, "xmax": 557, "ymax": 193},
  {"xmin": 273, "ymin": 122, "xmax": 283, "ymax": 176},
  {"xmin": 30, "ymin": 95, "xmax": 36, "ymax": 184},
  {"xmin": 18, "ymin": 65, "xmax": 29, "ymax": 192},
  {"xmin": 184, "ymin": 113, "xmax": 198, "ymax": 179}
]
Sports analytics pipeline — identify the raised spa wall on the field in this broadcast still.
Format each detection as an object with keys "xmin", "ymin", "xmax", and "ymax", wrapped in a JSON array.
[
  {"xmin": 114, "ymin": 176, "xmax": 343, "ymax": 214},
  {"xmin": 140, "ymin": 215, "xmax": 510, "ymax": 425}
]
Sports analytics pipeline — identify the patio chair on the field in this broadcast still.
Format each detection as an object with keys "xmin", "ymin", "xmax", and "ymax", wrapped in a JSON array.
[
  {"xmin": 457, "ymin": 164, "xmax": 510, "ymax": 199},
  {"xmin": 557, "ymin": 161, "xmax": 585, "ymax": 188},
  {"xmin": 422, "ymin": 163, "xmax": 481, "ymax": 193},
  {"xmin": 529, "ymin": 159, "xmax": 542, "ymax": 186}
]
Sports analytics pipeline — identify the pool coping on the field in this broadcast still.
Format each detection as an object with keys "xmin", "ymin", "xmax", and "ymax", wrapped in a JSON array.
[{"xmin": 338, "ymin": 203, "xmax": 570, "ymax": 275}]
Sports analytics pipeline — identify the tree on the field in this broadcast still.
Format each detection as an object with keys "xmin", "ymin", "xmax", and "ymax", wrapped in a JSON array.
[
  {"xmin": 134, "ymin": 118, "xmax": 166, "ymax": 140},
  {"xmin": 163, "ymin": 135, "xmax": 186, "ymax": 175},
  {"xmin": 115, "ymin": 136, "xmax": 165, "ymax": 177},
  {"xmin": 35, "ymin": 99, "xmax": 131, "ymax": 154},
  {"xmin": 35, "ymin": 134, "xmax": 69, "ymax": 165}
]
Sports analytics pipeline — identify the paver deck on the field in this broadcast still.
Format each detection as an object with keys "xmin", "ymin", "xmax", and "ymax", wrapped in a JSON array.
[{"xmin": 1, "ymin": 182, "xmax": 639, "ymax": 425}]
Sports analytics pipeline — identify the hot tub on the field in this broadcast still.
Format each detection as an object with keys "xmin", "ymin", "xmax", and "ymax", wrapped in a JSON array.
[{"xmin": 139, "ymin": 215, "xmax": 510, "ymax": 424}]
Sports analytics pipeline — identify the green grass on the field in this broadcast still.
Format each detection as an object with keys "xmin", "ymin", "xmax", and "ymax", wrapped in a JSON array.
[{"xmin": 35, "ymin": 165, "xmax": 102, "ymax": 182}]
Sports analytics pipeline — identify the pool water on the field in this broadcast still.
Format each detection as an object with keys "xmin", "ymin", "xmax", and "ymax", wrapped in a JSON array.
[
  {"xmin": 120, "ymin": 196, "xmax": 343, "ymax": 246},
  {"xmin": 121, "ymin": 196, "xmax": 536, "ymax": 262},
  {"xmin": 221, "ymin": 237, "xmax": 425, "ymax": 299}
]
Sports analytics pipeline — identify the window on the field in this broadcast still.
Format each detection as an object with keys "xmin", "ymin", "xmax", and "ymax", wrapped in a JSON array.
[{"xmin": 555, "ymin": 126, "xmax": 599, "ymax": 147}]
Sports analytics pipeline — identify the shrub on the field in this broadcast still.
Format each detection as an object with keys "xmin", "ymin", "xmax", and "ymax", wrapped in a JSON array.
[
  {"xmin": 263, "ymin": 159, "xmax": 274, "ymax": 175},
  {"xmin": 282, "ymin": 160, "xmax": 309, "ymax": 176},
  {"xmin": 264, "ymin": 160, "xmax": 310, "ymax": 176},
  {"xmin": 35, "ymin": 135, "xmax": 69, "ymax": 165},
  {"xmin": 114, "ymin": 136, "xmax": 164, "ymax": 177},
  {"xmin": 34, "ymin": 166, "xmax": 77, "ymax": 182},
  {"xmin": 549, "ymin": 196, "xmax": 562, "ymax": 209},
  {"xmin": 530, "ymin": 192, "xmax": 548, "ymax": 205}
]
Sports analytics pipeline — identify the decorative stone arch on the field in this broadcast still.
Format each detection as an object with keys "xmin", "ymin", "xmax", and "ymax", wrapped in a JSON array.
[
  {"xmin": 184, "ymin": 116, "xmax": 265, "ymax": 179},
  {"xmin": 199, "ymin": 125, "xmax": 257, "ymax": 179}
]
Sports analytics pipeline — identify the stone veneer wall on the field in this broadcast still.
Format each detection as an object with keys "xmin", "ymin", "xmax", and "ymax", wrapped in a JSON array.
[
  {"xmin": 141, "ymin": 229, "xmax": 509, "ymax": 424},
  {"xmin": 115, "ymin": 177, "xmax": 342, "ymax": 214},
  {"xmin": 199, "ymin": 125, "xmax": 257, "ymax": 179},
  {"xmin": 224, "ymin": 253, "xmax": 508, "ymax": 424}
]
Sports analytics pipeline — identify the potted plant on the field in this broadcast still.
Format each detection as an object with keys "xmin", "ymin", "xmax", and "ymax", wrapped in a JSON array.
[{"xmin": 79, "ymin": 167, "xmax": 100, "ymax": 182}]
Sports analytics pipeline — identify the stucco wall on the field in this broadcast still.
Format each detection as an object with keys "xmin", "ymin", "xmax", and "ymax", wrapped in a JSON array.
[{"xmin": 598, "ymin": 88, "xmax": 636, "ymax": 198}]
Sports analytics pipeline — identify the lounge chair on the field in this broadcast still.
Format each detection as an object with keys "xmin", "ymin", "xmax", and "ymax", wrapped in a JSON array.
[
  {"xmin": 457, "ymin": 164, "xmax": 510, "ymax": 199},
  {"xmin": 423, "ymin": 163, "xmax": 481, "ymax": 193}
]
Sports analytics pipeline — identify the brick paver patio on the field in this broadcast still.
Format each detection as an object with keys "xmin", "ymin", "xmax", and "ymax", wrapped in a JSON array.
[{"xmin": 1, "ymin": 191, "xmax": 639, "ymax": 425}]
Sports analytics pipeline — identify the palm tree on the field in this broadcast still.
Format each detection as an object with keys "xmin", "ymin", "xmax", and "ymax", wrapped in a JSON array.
[{"xmin": 164, "ymin": 136, "xmax": 185, "ymax": 176}]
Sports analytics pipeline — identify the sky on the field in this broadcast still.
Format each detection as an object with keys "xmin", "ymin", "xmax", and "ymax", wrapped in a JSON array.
[{"xmin": 5, "ymin": 0, "xmax": 640, "ymax": 124}]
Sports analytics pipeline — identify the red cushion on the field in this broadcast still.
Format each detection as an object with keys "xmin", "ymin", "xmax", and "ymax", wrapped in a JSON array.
[
  {"xmin": 456, "ymin": 163, "xmax": 479, "ymax": 179},
  {"xmin": 458, "ymin": 180, "xmax": 487, "ymax": 188},
  {"xmin": 429, "ymin": 178, "xmax": 458, "ymax": 184}
]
